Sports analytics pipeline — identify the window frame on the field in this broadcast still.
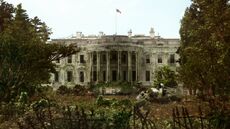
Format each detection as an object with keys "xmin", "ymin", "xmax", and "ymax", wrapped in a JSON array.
[
  {"xmin": 67, "ymin": 55, "xmax": 72, "ymax": 63},
  {"xmin": 80, "ymin": 55, "xmax": 85, "ymax": 63},
  {"xmin": 146, "ymin": 71, "xmax": 150, "ymax": 81},
  {"xmin": 67, "ymin": 71, "xmax": 73, "ymax": 82}
]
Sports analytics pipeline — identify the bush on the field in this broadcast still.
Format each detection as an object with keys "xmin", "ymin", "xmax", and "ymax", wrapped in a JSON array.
[
  {"xmin": 112, "ymin": 99, "xmax": 132, "ymax": 108},
  {"xmin": 72, "ymin": 85, "xmax": 87, "ymax": 96},
  {"xmin": 0, "ymin": 102, "xmax": 25, "ymax": 122},
  {"xmin": 118, "ymin": 82, "xmax": 136, "ymax": 95},
  {"xmin": 96, "ymin": 95, "xmax": 113, "ymax": 107},
  {"xmin": 56, "ymin": 85, "xmax": 71, "ymax": 95},
  {"xmin": 112, "ymin": 109, "xmax": 132, "ymax": 129}
]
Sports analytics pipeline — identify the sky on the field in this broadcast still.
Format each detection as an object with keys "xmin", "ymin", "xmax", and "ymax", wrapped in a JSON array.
[{"xmin": 7, "ymin": 0, "xmax": 191, "ymax": 39}]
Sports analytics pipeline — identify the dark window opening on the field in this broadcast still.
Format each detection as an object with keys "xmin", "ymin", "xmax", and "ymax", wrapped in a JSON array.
[
  {"xmin": 121, "ymin": 53, "xmax": 127, "ymax": 64},
  {"xmin": 123, "ymin": 71, "xmax": 127, "ymax": 81},
  {"xmin": 93, "ymin": 71, "xmax": 97, "ymax": 82},
  {"xmin": 67, "ymin": 56, "xmax": 72, "ymax": 63},
  {"xmin": 103, "ymin": 71, "xmax": 106, "ymax": 81},
  {"xmin": 146, "ymin": 71, "xmax": 150, "ymax": 81},
  {"xmin": 146, "ymin": 58, "xmax": 150, "ymax": 63},
  {"xmin": 93, "ymin": 54, "xmax": 97, "ymax": 65},
  {"xmin": 111, "ymin": 52, "xmax": 117, "ymax": 63},
  {"xmin": 158, "ymin": 55, "xmax": 162, "ymax": 63},
  {"xmin": 102, "ymin": 54, "xmax": 106, "ymax": 64},
  {"xmin": 132, "ymin": 54, "xmax": 136, "ymax": 64},
  {"xmin": 54, "ymin": 72, "xmax": 59, "ymax": 82},
  {"xmin": 146, "ymin": 55, "xmax": 150, "ymax": 63},
  {"xmin": 80, "ymin": 55, "xmax": 85, "ymax": 63},
  {"xmin": 112, "ymin": 70, "xmax": 117, "ymax": 81},
  {"xmin": 132, "ymin": 71, "xmax": 136, "ymax": 81},
  {"xmin": 67, "ymin": 71, "xmax": 73, "ymax": 82},
  {"xmin": 80, "ymin": 71, "xmax": 84, "ymax": 82},
  {"xmin": 169, "ymin": 54, "xmax": 175, "ymax": 63}
]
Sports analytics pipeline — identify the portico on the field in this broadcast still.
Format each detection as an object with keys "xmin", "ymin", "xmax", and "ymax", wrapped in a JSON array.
[{"xmin": 90, "ymin": 50, "xmax": 139, "ymax": 84}]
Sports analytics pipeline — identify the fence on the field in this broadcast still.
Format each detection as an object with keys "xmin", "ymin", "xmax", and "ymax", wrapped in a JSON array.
[
  {"xmin": 2, "ymin": 100, "xmax": 229, "ymax": 129},
  {"xmin": 172, "ymin": 106, "xmax": 229, "ymax": 129},
  {"xmin": 16, "ymin": 102, "xmax": 157, "ymax": 129}
]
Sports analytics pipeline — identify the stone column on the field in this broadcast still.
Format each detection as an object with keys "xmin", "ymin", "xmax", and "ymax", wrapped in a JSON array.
[
  {"xmin": 164, "ymin": 53, "xmax": 169, "ymax": 65},
  {"xmin": 97, "ymin": 51, "xmax": 100, "ymax": 83},
  {"xmin": 117, "ymin": 51, "xmax": 121, "ymax": 81},
  {"xmin": 106, "ymin": 51, "xmax": 110, "ymax": 82},
  {"xmin": 128, "ymin": 51, "xmax": 132, "ymax": 82},
  {"xmin": 88, "ymin": 52, "xmax": 92, "ymax": 83},
  {"xmin": 60, "ymin": 69, "xmax": 65, "ymax": 85},
  {"xmin": 91, "ymin": 52, "xmax": 94, "ymax": 82}
]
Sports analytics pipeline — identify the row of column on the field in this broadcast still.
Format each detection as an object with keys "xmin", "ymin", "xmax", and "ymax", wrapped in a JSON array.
[{"xmin": 89, "ymin": 51, "xmax": 138, "ymax": 83}]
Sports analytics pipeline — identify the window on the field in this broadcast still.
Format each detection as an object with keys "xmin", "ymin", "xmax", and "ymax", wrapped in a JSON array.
[
  {"xmin": 112, "ymin": 70, "xmax": 117, "ymax": 81},
  {"xmin": 111, "ymin": 52, "xmax": 117, "ymax": 63},
  {"xmin": 146, "ymin": 71, "xmax": 150, "ymax": 81},
  {"xmin": 93, "ymin": 54, "xmax": 97, "ymax": 65},
  {"xmin": 132, "ymin": 71, "xmax": 136, "ymax": 81},
  {"xmin": 103, "ymin": 71, "xmax": 106, "ymax": 81},
  {"xmin": 123, "ymin": 71, "xmax": 127, "ymax": 81},
  {"xmin": 93, "ymin": 71, "xmax": 97, "ymax": 81},
  {"xmin": 54, "ymin": 72, "xmax": 59, "ymax": 82},
  {"xmin": 169, "ymin": 54, "xmax": 175, "ymax": 63},
  {"xmin": 80, "ymin": 55, "xmax": 84, "ymax": 63},
  {"xmin": 146, "ymin": 55, "xmax": 150, "ymax": 64},
  {"xmin": 67, "ymin": 71, "xmax": 73, "ymax": 82},
  {"xmin": 132, "ymin": 54, "xmax": 136, "ymax": 64},
  {"xmin": 146, "ymin": 58, "xmax": 150, "ymax": 63},
  {"xmin": 158, "ymin": 55, "xmax": 162, "ymax": 63},
  {"xmin": 102, "ymin": 54, "xmax": 106, "ymax": 64},
  {"xmin": 101, "ymin": 54, "xmax": 106, "ymax": 64},
  {"xmin": 80, "ymin": 71, "xmax": 84, "ymax": 82},
  {"xmin": 67, "ymin": 56, "xmax": 72, "ymax": 63},
  {"xmin": 121, "ymin": 53, "xmax": 127, "ymax": 64}
]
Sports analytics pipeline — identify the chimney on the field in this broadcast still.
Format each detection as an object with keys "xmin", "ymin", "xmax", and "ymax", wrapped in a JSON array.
[
  {"xmin": 149, "ymin": 27, "xmax": 155, "ymax": 38},
  {"xmin": 98, "ymin": 31, "xmax": 104, "ymax": 38},
  {"xmin": 128, "ymin": 29, "xmax": 132, "ymax": 38},
  {"xmin": 76, "ymin": 32, "xmax": 83, "ymax": 39}
]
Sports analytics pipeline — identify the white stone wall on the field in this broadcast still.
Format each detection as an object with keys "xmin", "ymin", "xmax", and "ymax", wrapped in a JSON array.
[{"xmin": 50, "ymin": 35, "xmax": 180, "ymax": 87}]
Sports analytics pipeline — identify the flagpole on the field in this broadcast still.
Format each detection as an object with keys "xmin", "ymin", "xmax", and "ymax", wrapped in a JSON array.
[
  {"xmin": 115, "ymin": 9, "xmax": 117, "ymax": 35},
  {"xmin": 115, "ymin": 9, "xmax": 121, "ymax": 35}
]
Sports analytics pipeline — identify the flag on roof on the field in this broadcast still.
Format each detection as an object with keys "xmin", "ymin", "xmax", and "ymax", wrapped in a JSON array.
[{"xmin": 116, "ymin": 9, "xmax": 121, "ymax": 14}]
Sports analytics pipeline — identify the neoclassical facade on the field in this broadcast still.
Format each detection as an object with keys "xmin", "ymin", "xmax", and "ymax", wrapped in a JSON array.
[{"xmin": 50, "ymin": 28, "xmax": 180, "ymax": 87}]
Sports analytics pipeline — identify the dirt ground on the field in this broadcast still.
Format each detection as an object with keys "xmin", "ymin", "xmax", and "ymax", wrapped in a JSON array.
[{"xmin": 53, "ymin": 94, "xmax": 211, "ymax": 119}]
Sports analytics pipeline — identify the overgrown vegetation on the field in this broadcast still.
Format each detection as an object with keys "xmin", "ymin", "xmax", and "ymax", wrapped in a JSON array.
[
  {"xmin": 0, "ymin": 0, "xmax": 77, "ymax": 103},
  {"xmin": 179, "ymin": 0, "xmax": 230, "ymax": 98},
  {"xmin": 56, "ymin": 85, "xmax": 88, "ymax": 95},
  {"xmin": 0, "ymin": 0, "xmax": 229, "ymax": 128},
  {"xmin": 179, "ymin": 0, "xmax": 230, "ymax": 128},
  {"xmin": 153, "ymin": 66, "xmax": 178, "ymax": 88}
]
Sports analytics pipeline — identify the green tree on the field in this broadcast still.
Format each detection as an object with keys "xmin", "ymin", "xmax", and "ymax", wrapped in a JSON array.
[
  {"xmin": 179, "ymin": 0, "xmax": 230, "ymax": 97},
  {"xmin": 153, "ymin": 66, "xmax": 177, "ymax": 88},
  {"xmin": 0, "ymin": 0, "xmax": 14, "ymax": 32},
  {"xmin": 0, "ymin": 1, "xmax": 77, "ymax": 102}
]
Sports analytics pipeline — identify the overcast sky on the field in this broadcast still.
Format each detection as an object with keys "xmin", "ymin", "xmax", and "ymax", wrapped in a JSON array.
[{"xmin": 7, "ymin": 0, "xmax": 191, "ymax": 39}]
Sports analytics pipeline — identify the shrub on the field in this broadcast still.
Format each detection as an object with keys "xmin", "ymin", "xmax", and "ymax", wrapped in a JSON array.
[
  {"xmin": 112, "ymin": 109, "xmax": 132, "ymax": 129},
  {"xmin": 56, "ymin": 85, "xmax": 71, "ymax": 95},
  {"xmin": 96, "ymin": 95, "xmax": 113, "ymax": 107},
  {"xmin": 112, "ymin": 99, "xmax": 132, "ymax": 108},
  {"xmin": 72, "ymin": 85, "xmax": 87, "ymax": 96}
]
